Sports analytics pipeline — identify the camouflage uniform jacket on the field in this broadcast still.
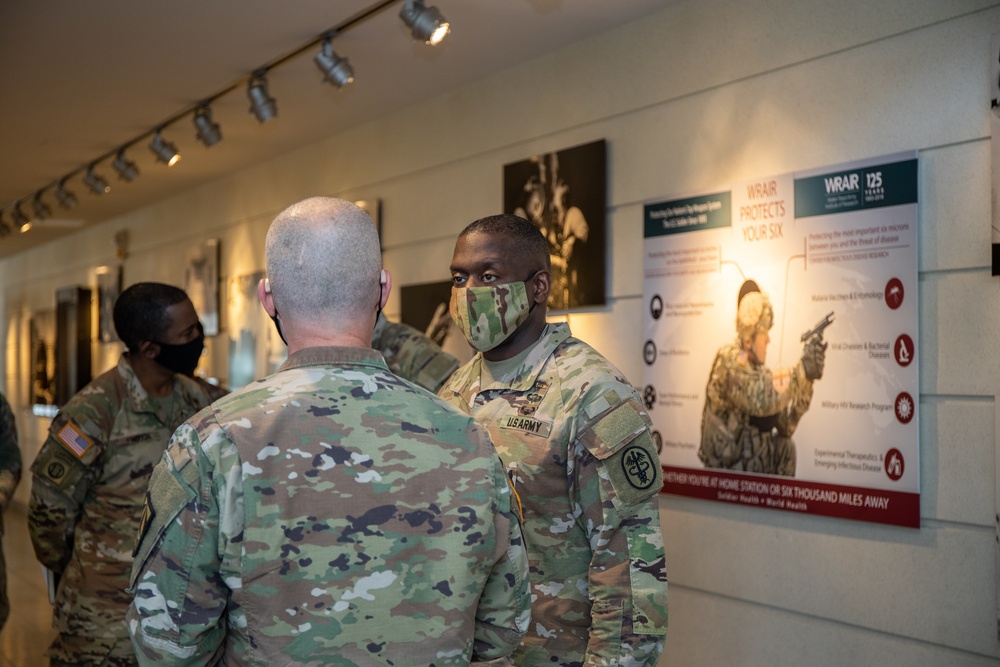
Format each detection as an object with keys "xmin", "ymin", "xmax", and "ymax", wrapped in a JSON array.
[
  {"xmin": 28, "ymin": 354, "xmax": 215, "ymax": 640},
  {"xmin": 127, "ymin": 346, "xmax": 530, "ymax": 667},
  {"xmin": 0, "ymin": 391, "xmax": 21, "ymax": 632},
  {"xmin": 372, "ymin": 312, "xmax": 459, "ymax": 393},
  {"xmin": 439, "ymin": 323, "xmax": 668, "ymax": 667},
  {"xmin": 0, "ymin": 392, "xmax": 22, "ymax": 512},
  {"xmin": 698, "ymin": 340, "xmax": 813, "ymax": 470}
]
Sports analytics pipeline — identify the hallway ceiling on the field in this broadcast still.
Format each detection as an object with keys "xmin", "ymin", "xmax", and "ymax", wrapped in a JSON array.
[{"xmin": 0, "ymin": 0, "xmax": 677, "ymax": 260}]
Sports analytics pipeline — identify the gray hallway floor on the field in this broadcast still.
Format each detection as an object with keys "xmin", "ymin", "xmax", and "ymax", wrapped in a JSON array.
[{"xmin": 1, "ymin": 501, "xmax": 58, "ymax": 666}]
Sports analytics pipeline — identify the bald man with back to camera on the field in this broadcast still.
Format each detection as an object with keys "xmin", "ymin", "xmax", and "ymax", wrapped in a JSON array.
[{"xmin": 127, "ymin": 197, "xmax": 529, "ymax": 666}]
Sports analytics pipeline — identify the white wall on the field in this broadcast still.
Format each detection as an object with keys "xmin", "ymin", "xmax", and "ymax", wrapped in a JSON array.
[{"xmin": 2, "ymin": 0, "xmax": 999, "ymax": 663}]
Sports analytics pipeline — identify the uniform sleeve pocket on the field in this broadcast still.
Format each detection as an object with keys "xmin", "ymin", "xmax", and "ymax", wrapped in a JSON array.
[
  {"xmin": 129, "ymin": 464, "xmax": 194, "ymax": 591},
  {"xmin": 578, "ymin": 400, "xmax": 662, "ymax": 509}
]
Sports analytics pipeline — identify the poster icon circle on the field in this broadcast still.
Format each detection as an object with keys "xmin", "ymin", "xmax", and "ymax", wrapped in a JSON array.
[
  {"xmin": 894, "ymin": 391, "xmax": 915, "ymax": 424},
  {"xmin": 643, "ymin": 340, "xmax": 657, "ymax": 365},
  {"xmin": 884, "ymin": 447, "xmax": 904, "ymax": 480},
  {"xmin": 651, "ymin": 430, "xmax": 663, "ymax": 454},
  {"xmin": 642, "ymin": 385, "xmax": 656, "ymax": 410},
  {"xmin": 894, "ymin": 334, "xmax": 914, "ymax": 367},
  {"xmin": 650, "ymin": 295, "xmax": 663, "ymax": 320},
  {"xmin": 885, "ymin": 278, "xmax": 904, "ymax": 310}
]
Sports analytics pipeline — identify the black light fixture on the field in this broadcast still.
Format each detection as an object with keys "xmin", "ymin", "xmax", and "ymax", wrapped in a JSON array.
[
  {"xmin": 0, "ymin": 212, "xmax": 11, "ymax": 237},
  {"xmin": 12, "ymin": 203, "xmax": 31, "ymax": 232},
  {"xmin": 315, "ymin": 35, "xmax": 355, "ymax": 88},
  {"xmin": 193, "ymin": 106, "xmax": 222, "ymax": 147},
  {"xmin": 248, "ymin": 71, "xmax": 277, "ymax": 123},
  {"xmin": 149, "ymin": 131, "xmax": 181, "ymax": 166},
  {"xmin": 83, "ymin": 165, "xmax": 111, "ymax": 195},
  {"xmin": 55, "ymin": 179, "xmax": 77, "ymax": 209},
  {"xmin": 112, "ymin": 149, "xmax": 139, "ymax": 181},
  {"xmin": 399, "ymin": 0, "xmax": 450, "ymax": 45},
  {"xmin": 32, "ymin": 192, "xmax": 52, "ymax": 220}
]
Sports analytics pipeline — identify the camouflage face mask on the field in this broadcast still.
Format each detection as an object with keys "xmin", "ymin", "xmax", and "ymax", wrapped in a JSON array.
[{"xmin": 450, "ymin": 279, "xmax": 533, "ymax": 352}]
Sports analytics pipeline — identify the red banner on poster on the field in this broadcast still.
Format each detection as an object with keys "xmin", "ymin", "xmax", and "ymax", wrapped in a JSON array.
[{"xmin": 662, "ymin": 465, "xmax": 919, "ymax": 528}]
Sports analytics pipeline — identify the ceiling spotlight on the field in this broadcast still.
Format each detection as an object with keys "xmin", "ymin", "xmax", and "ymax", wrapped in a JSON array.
[
  {"xmin": 193, "ymin": 106, "xmax": 222, "ymax": 147},
  {"xmin": 32, "ymin": 192, "xmax": 51, "ymax": 220},
  {"xmin": 149, "ymin": 132, "xmax": 181, "ymax": 166},
  {"xmin": 248, "ymin": 71, "xmax": 277, "ymax": 123},
  {"xmin": 112, "ymin": 150, "xmax": 139, "ymax": 181},
  {"xmin": 55, "ymin": 179, "xmax": 77, "ymax": 209},
  {"xmin": 399, "ymin": 0, "xmax": 450, "ymax": 45},
  {"xmin": 0, "ymin": 213, "xmax": 11, "ymax": 237},
  {"xmin": 315, "ymin": 36, "xmax": 355, "ymax": 88},
  {"xmin": 83, "ymin": 165, "xmax": 111, "ymax": 195}
]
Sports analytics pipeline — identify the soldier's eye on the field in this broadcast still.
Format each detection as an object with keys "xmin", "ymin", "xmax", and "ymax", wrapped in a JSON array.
[{"xmin": 452, "ymin": 275, "xmax": 466, "ymax": 286}]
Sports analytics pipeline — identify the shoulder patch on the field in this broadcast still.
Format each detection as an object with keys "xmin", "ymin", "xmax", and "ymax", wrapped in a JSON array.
[
  {"xmin": 56, "ymin": 421, "xmax": 95, "ymax": 459},
  {"xmin": 604, "ymin": 431, "xmax": 663, "ymax": 505}
]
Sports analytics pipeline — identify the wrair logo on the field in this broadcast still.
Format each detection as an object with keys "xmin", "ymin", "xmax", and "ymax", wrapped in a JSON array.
[{"xmin": 823, "ymin": 173, "xmax": 860, "ymax": 193}]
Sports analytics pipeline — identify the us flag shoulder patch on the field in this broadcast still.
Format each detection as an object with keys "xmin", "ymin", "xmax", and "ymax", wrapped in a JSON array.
[{"xmin": 57, "ymin": 422, "xmax": 95, "ymax": 459}]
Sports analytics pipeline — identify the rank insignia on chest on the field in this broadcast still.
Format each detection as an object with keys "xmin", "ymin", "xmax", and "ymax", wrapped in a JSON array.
[{"xmin": 499, "ymin": 414, "xmax": 552, "ymax": 438}]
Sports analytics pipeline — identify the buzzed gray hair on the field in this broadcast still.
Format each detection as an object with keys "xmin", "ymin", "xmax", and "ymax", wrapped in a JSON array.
[{"xmin": 265, "ymin": 197, "xmax": 381, "ymax": 322}]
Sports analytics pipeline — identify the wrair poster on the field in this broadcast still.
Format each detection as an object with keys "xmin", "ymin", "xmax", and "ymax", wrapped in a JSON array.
[{"xmin": 643, "ymin": 152, "xmax": 919, "ymax": 528}]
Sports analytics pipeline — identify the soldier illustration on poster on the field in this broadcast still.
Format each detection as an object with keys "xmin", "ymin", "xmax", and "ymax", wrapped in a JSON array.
[
  {"xmin": 699, "ymin": 279, "xmax": 829, "ymax": 477},
  {"xmin": 503, "ymin": 139, "xmax": 606, "ymax": 310}
]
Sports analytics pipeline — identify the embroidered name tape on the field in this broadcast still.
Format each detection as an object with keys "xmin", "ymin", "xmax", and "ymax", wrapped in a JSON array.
[{"xmin": 499, "ymin": 415, "xmax": 552, "ymax": 438}]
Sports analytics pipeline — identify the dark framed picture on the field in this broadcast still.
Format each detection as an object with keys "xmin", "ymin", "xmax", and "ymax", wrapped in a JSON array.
[
  {"xmin": 185, "ymin": 238, "xmax": 220, "ymax": 336},
  {"xmin": 400, "ymin": 280, "xmax": 474, "ymax": 365},
  {"xmin": 96, "ymin": 264, "xmax": 122, "ymax": 343},
  {"xmin": 504, "ymin": 139, "xmax": 607, "ymax": 310}
]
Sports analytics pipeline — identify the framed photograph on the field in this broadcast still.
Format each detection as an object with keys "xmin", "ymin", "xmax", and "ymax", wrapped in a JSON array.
[
  {"xmin": 504, "ymin": 139, "xmax": 607, "ymax": 310},
  {"xmin": 185, "ymin": 238, "xmax": 220, "ymax": 335},
  {"xmin": 401, "ymin": 280, "xmax": 474, "ymax": 365},
  {"xmin": 227, "ymin": 271, "xmax": 286, "ymax": 390},
  {"xmin": 29, "ymin": 311, "xmax": 56, "ymax": 406},
  {"xmin": 95, "ymin": 264, "xmax": 122, "ymax": 343}
]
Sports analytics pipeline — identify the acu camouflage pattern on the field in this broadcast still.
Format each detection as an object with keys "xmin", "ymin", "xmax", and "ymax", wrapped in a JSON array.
[
  {"xmin": 28, "ymin": 354, "xmax": 216, "ymax": 665},
  {"xmin": 128, "ymin": 346, "xmax": 530, "ymax": 666},
  {"xmin": 439, "ymin": 323, "xmax": 668, "ymax": 667},
  {"xmin": 372, "ymin": 312, "xmax": 460, "ymax": 392},
  {"xmin": 0, "ymin": 392, "xmax": 22, "ymax": 632},
  {"xmin": 699, "ymin": 340, "xmax": 814, "ymax": 476},
  {"xmin": 450, "ymin": 283, "xmax": 531, "ymax": 352}
]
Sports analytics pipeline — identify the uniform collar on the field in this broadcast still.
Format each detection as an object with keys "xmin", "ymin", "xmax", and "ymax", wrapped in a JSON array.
[
  {"xmin": 117, "ymin": 353, "xmax": 202, "ymax": 419},
  {"xmin": 279, "ymin": 346, "xmax": 388, "ymax": 373},
  {"xmin": 475, "ymin": 322, "xmax": 571, "ymax": 392}
]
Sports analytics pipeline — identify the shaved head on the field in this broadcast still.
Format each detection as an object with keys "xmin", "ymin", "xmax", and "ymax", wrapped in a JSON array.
[{"xmin": 265, "ymin": 197, "xmax": 381, "ymax": 327}]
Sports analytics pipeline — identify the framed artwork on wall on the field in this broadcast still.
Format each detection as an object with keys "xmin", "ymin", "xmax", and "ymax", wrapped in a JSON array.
[
  {"xmin": 96, "ymin": 264, "xmax": 122, "ymax": 343},
  {"xmin": 185, "ymin": 238, "xmax": 220, "ymax": 335},
  {"xmin": 226, "ymin": 271, "xmax": 286, "ymax": 390},
  {"xmin": 29, "ymin": 311, "xmax": 56, "ymax": 406},
  {"xmin": 400, "ymin": 280, "xmax": 474, "ymax": 365},
  {"xmin": 503, "ymin": 139, "xmax": 607, "ymax": 310}
]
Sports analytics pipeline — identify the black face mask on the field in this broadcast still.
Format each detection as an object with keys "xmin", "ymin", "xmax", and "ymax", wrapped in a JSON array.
[{"xmin": 153, "ymin": 324, "xmax": 205, "ymax": 376}]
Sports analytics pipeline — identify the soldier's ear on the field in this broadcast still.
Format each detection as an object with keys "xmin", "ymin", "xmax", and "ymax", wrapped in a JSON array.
[
  {"xmin": 530, "ymin": 270, "xmax": 551, "ymax": 304},
  {"xmin": 137, "ymin": 340, "xmax": 159, "ymax": 360}
]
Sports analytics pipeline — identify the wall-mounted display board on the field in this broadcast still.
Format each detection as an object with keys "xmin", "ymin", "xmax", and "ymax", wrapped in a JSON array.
[{"xmin": 643, "ymin": 152, "xmax": 919, "ymax": 528}]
